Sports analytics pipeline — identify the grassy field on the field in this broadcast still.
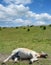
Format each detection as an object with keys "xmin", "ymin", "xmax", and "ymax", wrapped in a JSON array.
[{"xmin": 0, "ymin": 26, "xmax": 51, "ymax": 65}]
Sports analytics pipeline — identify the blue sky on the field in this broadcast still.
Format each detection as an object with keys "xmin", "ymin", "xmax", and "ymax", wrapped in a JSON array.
[
  {"xmin": 29, "ymin": 0, "xmax": 51, "ymax": 14},
  {"xmin": 0, "ymin": 0, "xmax": 51, "ymax": 27}
]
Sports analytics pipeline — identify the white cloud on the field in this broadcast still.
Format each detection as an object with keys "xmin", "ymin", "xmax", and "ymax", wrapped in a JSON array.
[
  {"xmin": 15, "ymin": 19, "xmax": 24, "ymax": 23},
  {"xmin": 0, "ymin": 2, "xmax": 51, "ymax": 26},
  {"xmin": 26, "ymin": 11, "xmax": 51, "ymax": 21},
  {"xmin": 35, "ymin": 21, "xmax": 46, "ymax": 25},
  {"xmin": 35, "ymin": 13, "xmax": 51, "ymax": 21},
  {"xmin": 14, "ymin": 19, "xmax": 32, "ymax": 25},
  {"xmin": 26, "ymin": 11, "xmax": 36, "ymax": 18},
  {"xmin": 4, "ymin": 0, "xmax": 32, "ymax": 5},
  {"xmin": 0, "ymin": 4, "xmax": 32, "ymax": 26},
  {"xmin": 26, "ymin": 11, "xmax": 51, "ymax": 24},
  {"xmin": 0, "ymin": 4, "xmax": 29, "ymax": 20}
]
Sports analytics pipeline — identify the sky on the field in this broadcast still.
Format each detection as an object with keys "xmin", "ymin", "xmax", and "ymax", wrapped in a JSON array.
[{"xmin": 0, "ymin": 0, "xmax": 51, "ymax": 27}]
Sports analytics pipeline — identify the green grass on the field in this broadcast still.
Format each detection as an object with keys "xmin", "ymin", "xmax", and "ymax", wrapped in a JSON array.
[{"xmin": 0, "ymin": 26, "xmax": 51, "ymax": 65}]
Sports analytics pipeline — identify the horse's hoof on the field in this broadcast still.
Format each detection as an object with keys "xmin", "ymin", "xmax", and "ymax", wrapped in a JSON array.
[
  {"xmin": 29, "ymin": 61, "xmax": 32, "ymax": 64},
  {"xmin": 1, "ymin": 63, "xmax": 6, "ymax": 65}
]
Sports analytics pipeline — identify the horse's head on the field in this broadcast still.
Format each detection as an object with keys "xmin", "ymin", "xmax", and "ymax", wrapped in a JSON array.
[{"xmin": 40, "ymin": 51, "xmax": 48, "ymax": 58}]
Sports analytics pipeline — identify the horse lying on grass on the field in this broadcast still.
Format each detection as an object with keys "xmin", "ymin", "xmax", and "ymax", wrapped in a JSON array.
[{"xmin": 2, "ymin": 48, "xmax": 48, "ymax": 64}]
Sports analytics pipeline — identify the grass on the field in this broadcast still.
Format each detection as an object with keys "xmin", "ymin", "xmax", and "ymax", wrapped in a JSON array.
[{"xmin": 0, "ymin": 26, "xmax": 51, "ymax": 65}]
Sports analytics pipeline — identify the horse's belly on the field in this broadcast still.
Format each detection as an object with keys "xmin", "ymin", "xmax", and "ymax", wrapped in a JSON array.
[{"xmin": 18, "ymin": 52, "xmax": 31, "ymax": 59}]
